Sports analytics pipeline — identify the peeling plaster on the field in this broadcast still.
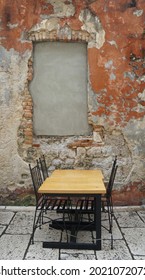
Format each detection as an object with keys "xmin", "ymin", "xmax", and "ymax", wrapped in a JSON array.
[
  {"xmin": 133, "ymin": 10, "xmax": 143, "ymax": 17},
  {"xmin": 79, "ymin": 9, "xmax": 105, "ymax": 49},
  {"xmin": 105, "ymin": 60, "xmax": 113, "ymax": 69},
  {"xmin": 46, "ymin": 0, "xmax": 75, "ymax": 17},
  {"xmin": 108, "ymin": 40, "xmax": 118, "ymax": 48},
  {"xmin": 79, "ymin": 9, "xmax": 102, "ymax": 33},
  {"xmin": 28, "ymin": 9, "xmax": 105, "ymax": 49},
  {"xmin": 0, "ymin": 0, "xmax": 145, "ymax": 205},
  {"xmin": 110, "ymin": 73, "xmax": 116, "ymax": 80},
  {"xmin": 29, "ymin": 18, "xmax": 59, "ymax": 33},
  {"xmin": 138, "ymin": 89, "xmax": 145, "ymax": 101},
  {"xmin": 0, "ymin": 47, "xmax": 31, "ymax": 191},
  {"xmin": 7, "ymin": 23, "xmax": 18, "ymax": 29},
  {"xmin": 124, "ymin": 71, "xmax": 135, "ymax": 81},
  {"xmin": 94, "ymin": 30, "xmax": 105, "ymax": 49}
]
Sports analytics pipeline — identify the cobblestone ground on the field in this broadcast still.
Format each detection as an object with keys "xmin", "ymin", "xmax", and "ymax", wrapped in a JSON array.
[{"xmin": 0, "ymin": 206, "xmax": 145, "ymax": 260}]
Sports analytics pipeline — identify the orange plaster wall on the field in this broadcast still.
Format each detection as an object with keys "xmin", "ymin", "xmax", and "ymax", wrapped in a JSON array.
[
  {"xmin": 87, "ymin": 0, "xmax": 145, "ymax": 126},
  {"xmin": 0, "ymin": 0, "xmax": 145, "ymax": 205},
  {"xmin": 0, "ymin": 0, "xmax": 145, "ymax": 132}
]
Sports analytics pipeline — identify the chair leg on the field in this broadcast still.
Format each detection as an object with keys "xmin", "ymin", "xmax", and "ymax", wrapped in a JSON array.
[
  {"xmin": 110, "ymin": 196, "xmax": 114, "ymax": 217},
  {"xmin": 106, "ymin": 197, "xmax": 114, "ymax": 233},
  {"xmin": 31, "ymin": 207, "xmax": 38, "ymax": 244},
  {"xmin": 101, "ymin": 198, "xmax": 114, "ymax": 249},
  {"xmin": 102, "ymin": 200, "xmax": 105, "ymax": 212},
  {"xmin": 107, "ymin": 200, "xmax": 114, "ymax": 249},
  {"xmin": 106, "ymin": 204, "xmax": 111, "ymax": 233},
  {"xmin": 31, "ymin": 205, "xmax": 44, "ymax": 244},
  {"xmin": 111, "ymin": 234, "xmax": 113, "ymax": 249}
]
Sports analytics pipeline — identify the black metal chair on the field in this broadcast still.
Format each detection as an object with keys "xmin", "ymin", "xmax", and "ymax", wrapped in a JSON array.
[
  {"xmin": 29, "ymin": 161, "xmax": 74, "ymax": 244},
  {"xmin": 101, "ymin": 164, "xmax": 118, "ymax": 249},
  {"xmin": 102, "ymin": 155, "xmax": 117, "ymax": 213},
  {"xmin": 39, "ymin": 154, "xmax": 49, "ymax": 180},
  {"xmin": 73, "ymin": 156, "xmax": 118, "ymax": 249},
  {"xmin": 29, "ymin": 162, "xmax": 47, "ymax": 244},
  {"xmin": 75, "ymin": 156, "xmax": 117, "ymax": 213}
]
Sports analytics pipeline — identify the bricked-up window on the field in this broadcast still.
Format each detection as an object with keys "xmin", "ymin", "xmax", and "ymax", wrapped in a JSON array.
[{"xmin": 30, "ymin": 42, "xmax": 90, "ymax": 136}]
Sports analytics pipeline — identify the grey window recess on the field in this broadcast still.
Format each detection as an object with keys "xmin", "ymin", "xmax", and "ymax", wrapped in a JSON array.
[{"xmin": 30, "ymin": 42, "xmax": 89, "ymax": 136}]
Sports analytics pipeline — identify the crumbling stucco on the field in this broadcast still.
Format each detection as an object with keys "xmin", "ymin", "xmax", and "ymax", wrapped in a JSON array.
[
  {"xmin": 0, "ymin": 0, "xmax": 145, "ymax": 205},
  {"xmin": 46, "ymin": 0, "xmax": 75, "ymax": 18}
]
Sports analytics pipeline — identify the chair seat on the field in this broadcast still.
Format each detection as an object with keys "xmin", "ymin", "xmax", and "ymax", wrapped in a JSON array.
[
  {"xmin": 57, "ymin": 198, "xmax": 94, "ymax": 214},
  {"xmin": 76, "ymin": 196, "xmax": 108, "ymax": 211},
  {"xmin": 46, "ymin": 198, "xmax": 72, "ymax": 212},
  {"xmin": 76, "ymin": 198, "xmax": 94, "ymax": 213},
  {"xmin": 57, "ymin": 196, "xmax": 107, "ymax": 215}
]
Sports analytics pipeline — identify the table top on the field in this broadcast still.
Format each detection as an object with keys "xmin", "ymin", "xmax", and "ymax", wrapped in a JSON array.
[
  {"xmin": 38, "ymin": 169, "xmax": 106, "ymax": 194},
  {"xmin": 51, "ymin": 169, "xmax": 104, "ymax": 179}
]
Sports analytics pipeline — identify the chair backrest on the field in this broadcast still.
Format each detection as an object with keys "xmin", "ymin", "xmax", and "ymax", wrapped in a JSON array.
[
  {"xmin": 29, "ymin": 163, "xmax": 43, "ymax": 202},
  {"xmin": 106, "ymin": 156, "xmax": 118, "ymax": 198},
  {"xmin": 39, "ymin": 155, "xmax": 48, "ymax": 180}
]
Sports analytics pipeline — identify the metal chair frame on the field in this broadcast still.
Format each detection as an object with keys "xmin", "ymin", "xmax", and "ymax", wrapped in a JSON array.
[
  {"xmin": 29, "ymin": 162, "xmax": 47, "ymax": 244},
  {"xmin": 102, "ymin": 155, "xmax": 117, "ymax": 212},
  {"xmin": 29, "ymin": 162, "xmax": 74, "ymax": 244},
  {"xmin": 101, "ymin": 164, "xmax": 118, "ymax": 249},
  {"xmin": 39, "ymin": 155, "xmax": 49, "ymax": 180},
  {"xmin": 72, "ymin": 156, "xmax": 118, "ymax": 249}
]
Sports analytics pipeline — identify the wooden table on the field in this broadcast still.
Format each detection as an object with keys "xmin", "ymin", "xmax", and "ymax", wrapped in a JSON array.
[{"xmin": 38, "ymin": 169, "xmax": 106, "ymax": 250}]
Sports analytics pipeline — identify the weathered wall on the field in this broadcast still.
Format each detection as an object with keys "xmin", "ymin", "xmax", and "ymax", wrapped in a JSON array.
[{"xmin": 0, "ymin": 0, "xmax": 145, "ymax": 205}]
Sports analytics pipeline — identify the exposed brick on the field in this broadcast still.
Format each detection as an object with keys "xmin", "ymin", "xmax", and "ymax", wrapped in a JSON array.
[{"xmin": 0, "ymin": 0, "xmax": 145, "ymax": 205}]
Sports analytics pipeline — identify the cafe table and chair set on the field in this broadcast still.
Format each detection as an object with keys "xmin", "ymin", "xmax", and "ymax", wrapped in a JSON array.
[{"xmin": 29, "ymin": 155, "xmax": 118, "ymax": 251}]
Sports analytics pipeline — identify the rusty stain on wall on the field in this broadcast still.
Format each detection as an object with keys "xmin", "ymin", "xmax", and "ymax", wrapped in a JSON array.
[{"xmin": 0, "ymin": 0, "xmax": 145, "ymax": 205}]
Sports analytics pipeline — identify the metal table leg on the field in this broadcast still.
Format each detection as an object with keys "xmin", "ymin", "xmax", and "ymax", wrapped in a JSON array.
[{"xmin": 94, "ymin": 194, "xmax": 101, "ymax": 250}]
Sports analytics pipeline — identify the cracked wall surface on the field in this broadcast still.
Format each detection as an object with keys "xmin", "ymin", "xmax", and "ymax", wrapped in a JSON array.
[{"xmin": 0, "ymin": 0, "xmax": 145, "ymax": 205}]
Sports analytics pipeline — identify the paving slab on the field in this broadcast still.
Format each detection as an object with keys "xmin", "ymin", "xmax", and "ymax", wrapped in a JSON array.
[
  {"xmin": 25, "ymin": 242, "xmax": 59, "ymax": 260},
  {"xmin": 137, "ymin": 211, "xmax": 145, "ymax": 223},
  {"xmin": 101, "ymin": 217, "xmax": 122, "ymax": 240},
  {"xmin": 133, "ymin": 255, "xmax": 145, "ymax": 260},
  {"xmin": 0, "ymin": 225, "xmax": 6, "ymax": 236},
  {"xmin": 114, "ymin": 211, "xmax": 145, "ymax": 228},
  {"xmin": 73, "ymin": 230, "xmax": 93, "ymax": 243},
  {"xmin": 0, "ymin": 211, "xmax": 14, "ymax": 225},
  {"xmin": 6, "ymin": 211, "xmax": 34, "ymax": 235},
  {"xmin": 96, "ymin": 240, "xmax": 132, "ymax": 260},
  {"xmin": 0, "ymin": 207, "xmax": 145, "ymax": 260},
  {"xmin": 121, "ymin": 227, "xmax": 145, "ymax": 256},
  {"xmin": 60, "ymin": 231, "xmax": 95, "ymax": 255},
  {"xmin": 34, "ymin": 224, "xmax": 62, "ymax": 242},
  {"xmin": 0, "ymin": 206, "xmax": 6, "ymax": 210},
  {"xmin": 60, "ymin": 252, "xmax": 96, "ymax": 260},
  {"xmin": 0, "ymin": 234, "xmax": 30, "ymax": 260},
  {"xmin": 5, "ymin": 206, "xmax": 35, "ymax": 212}
]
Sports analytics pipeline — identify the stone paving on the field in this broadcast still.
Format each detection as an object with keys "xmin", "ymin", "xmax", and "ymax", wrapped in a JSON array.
[{"xmin": 0, "ymin": 206, "xmax": 145, "ymax": 260}]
